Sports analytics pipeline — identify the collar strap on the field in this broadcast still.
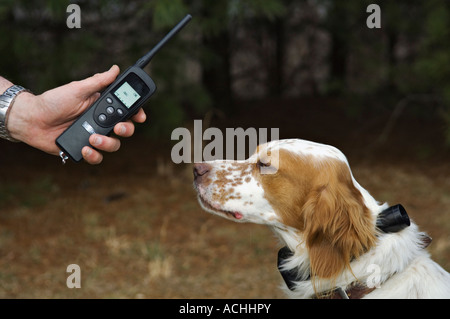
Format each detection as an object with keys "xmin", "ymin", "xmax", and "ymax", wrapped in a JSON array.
[
  {"xmin": 277, "ymin": 204, "xmax": 413, "ymax": 297},
  {"xmin": 315, "ymin": 284, "xmax": 376, "ymax": 299}
]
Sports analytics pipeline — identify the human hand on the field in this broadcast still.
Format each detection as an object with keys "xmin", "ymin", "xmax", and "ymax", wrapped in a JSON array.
[{"xmin": 7, "ymin": 65, "xmax": 146, "ymax": 164}]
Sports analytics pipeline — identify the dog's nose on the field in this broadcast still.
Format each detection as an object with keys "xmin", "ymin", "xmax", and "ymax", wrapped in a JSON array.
[{"xmin": 193, "ymin": 163, "xmax": 211, "ymax": 180}]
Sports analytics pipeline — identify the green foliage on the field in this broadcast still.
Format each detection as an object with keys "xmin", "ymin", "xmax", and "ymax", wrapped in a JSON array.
[
  {"xmin": 404, "ymin": 1, "xmax": 450, "ymax": 143},
  {"xmin": 147, "ymin": 0, "xmax": 189, "ymax": 29},
  {"xmin": 227, "ymin": 0, "xmax": 286, "ymax": 22},
  {"xmin": 318, "ymin": 0, "xmax": 450, "ymax": 145}
]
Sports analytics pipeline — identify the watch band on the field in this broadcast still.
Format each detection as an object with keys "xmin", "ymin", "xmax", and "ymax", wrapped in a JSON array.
[{"xmin": 0, "ymin": 85, "xmax": 30, "ymax": 142}]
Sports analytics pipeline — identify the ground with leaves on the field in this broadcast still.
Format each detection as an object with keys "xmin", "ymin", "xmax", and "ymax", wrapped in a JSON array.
[{"xmin": 0, "ymin": 98, "xmax": 449, "ymax": 298}]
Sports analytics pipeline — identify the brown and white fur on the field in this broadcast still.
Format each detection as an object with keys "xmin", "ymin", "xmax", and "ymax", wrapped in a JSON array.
[{"xmin": 193, "ymin": 139, "xmax": 450, "ymax": 298}]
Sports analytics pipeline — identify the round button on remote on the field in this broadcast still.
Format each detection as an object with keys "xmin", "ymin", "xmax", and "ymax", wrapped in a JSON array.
[
  {"xmin": 106, "ymin": 97, "xmax": 113, "ymax": 104},
  {"xmin": 117, "ymin": 108, "xmax": 124, "ymax": 116},
  {"xmin": 106, "ymin": 106, "xmax": 115, "ymax": 114},
  {"xmin": 98, "ymin": 114, "xmax": 107, "ymax": 122}
]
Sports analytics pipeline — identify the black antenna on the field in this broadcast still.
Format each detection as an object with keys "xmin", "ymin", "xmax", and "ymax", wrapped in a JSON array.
[{"xmin": 135, "ymin": 14, "xmax": 192, "ymax": 69}]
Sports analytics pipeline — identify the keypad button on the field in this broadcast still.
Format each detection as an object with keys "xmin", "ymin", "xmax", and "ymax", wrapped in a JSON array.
[
  {"xmin": 98, "ymin": 114, "xmax": 107, "ymax": 122},
  {"xmin": 106, "ymin": 97, "xmax": 113, "ymax": 104},
  {"xmin": 117, "ymin": 108, "xmax": 124, "ymax": 116},
  {"xmin": 106, "ymin": 106, "xmax": 115, "ymax": 114}
]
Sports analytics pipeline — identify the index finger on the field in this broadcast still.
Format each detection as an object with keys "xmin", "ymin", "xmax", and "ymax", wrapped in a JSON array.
[{"xmin": 76, "ymin": 65, "xmax": 120, "ymax": 98}]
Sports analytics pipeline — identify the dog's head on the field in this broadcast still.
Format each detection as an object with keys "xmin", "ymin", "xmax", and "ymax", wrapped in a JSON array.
[{"xmin": 193, "ymin": 139, "xmax": 376, "ymax": 279}]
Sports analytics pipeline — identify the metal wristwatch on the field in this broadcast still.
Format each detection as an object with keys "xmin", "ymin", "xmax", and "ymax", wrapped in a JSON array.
[{"xmin": 0, "ymin": 85, "xmax": 30, "ymax": 142}]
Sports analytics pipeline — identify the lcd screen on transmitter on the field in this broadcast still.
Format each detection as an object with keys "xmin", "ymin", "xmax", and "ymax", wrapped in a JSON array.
[{"xmin": 114, "ymin": 82, "xmax": 141, "ymax": 108}]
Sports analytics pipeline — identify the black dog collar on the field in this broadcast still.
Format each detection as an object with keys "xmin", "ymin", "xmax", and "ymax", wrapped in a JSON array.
[{"xmin": 375, "ymin": 204, "xmax": 410, "ymax": 233}]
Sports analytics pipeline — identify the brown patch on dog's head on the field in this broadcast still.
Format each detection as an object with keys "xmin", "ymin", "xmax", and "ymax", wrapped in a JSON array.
[{"xmin": 256, "ymin": 149, "xmax": 376, "ymax": 281}]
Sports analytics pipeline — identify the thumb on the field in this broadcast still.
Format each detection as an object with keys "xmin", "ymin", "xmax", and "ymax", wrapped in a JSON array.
[{"xmin": 77, "ymin": 65, "xmax": 120, "ymax": 97}]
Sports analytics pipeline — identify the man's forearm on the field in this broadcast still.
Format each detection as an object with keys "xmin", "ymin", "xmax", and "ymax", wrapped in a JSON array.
[{"xmin": 0, "ymin": 76, "xmax": 14, "ymax": 93}]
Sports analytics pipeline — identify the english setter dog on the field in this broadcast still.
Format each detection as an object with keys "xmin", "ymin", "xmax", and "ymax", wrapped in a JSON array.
[{"xmin": 193, "ymin": 139, "xmax": 450, "ymax": 298}]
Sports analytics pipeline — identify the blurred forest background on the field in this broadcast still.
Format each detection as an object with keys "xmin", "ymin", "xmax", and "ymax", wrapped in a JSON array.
[
  {"xmin": 1, "ymin": 0, "xmax": 449, "ymax": 141},
  {"xmin": 0, "ymin": 0, "xmax": 449, "ymax": 299}
]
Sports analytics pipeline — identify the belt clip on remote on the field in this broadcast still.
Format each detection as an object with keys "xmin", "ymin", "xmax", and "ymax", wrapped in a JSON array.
[{"xmin": 56, "ymin": 14, "xmax": 192, "ymax": 163}]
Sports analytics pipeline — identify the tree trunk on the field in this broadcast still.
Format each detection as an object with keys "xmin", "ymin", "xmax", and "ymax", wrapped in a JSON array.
[{"xmin": 201, "ymin": 30, "xmax": 233, "ymax": 112}]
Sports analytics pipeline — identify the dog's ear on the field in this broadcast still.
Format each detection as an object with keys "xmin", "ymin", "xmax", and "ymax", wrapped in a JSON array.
[{"xmin": 302, "ymin": 163, "xmax": 376, "ymax": 280}]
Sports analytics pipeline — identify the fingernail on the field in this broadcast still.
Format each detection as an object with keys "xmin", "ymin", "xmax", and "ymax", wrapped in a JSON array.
[
  {"xmin": 92, "ymin": 136, "xmax": 101, "ymax": 146},
  {"xmin": 83, "ymin": 147, "xmax": 92, "ymax": 157},
  {"xmin": 119, "ymin": 125, "xmax": 126, "ymax": 135}
]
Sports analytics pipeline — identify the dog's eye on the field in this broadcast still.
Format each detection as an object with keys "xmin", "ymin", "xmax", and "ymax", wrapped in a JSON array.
[
  {"xmin": 256, "ymin": 158, "xmax": 278, "ymax": 175},
  {"xmin": 257, "ymin": 159, "xmax": 271, "ymax": 168}
]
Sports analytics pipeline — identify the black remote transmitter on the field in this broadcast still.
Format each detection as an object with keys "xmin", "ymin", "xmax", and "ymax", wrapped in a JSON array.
[{"xmin": 56, "ymin": 14, "xmax": 192, "ymax": 163}]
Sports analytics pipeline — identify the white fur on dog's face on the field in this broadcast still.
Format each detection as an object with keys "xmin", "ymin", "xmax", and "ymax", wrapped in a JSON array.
[{"xmin": 193, "ymin": 156, "xmax": 280, "ymax": 225}]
